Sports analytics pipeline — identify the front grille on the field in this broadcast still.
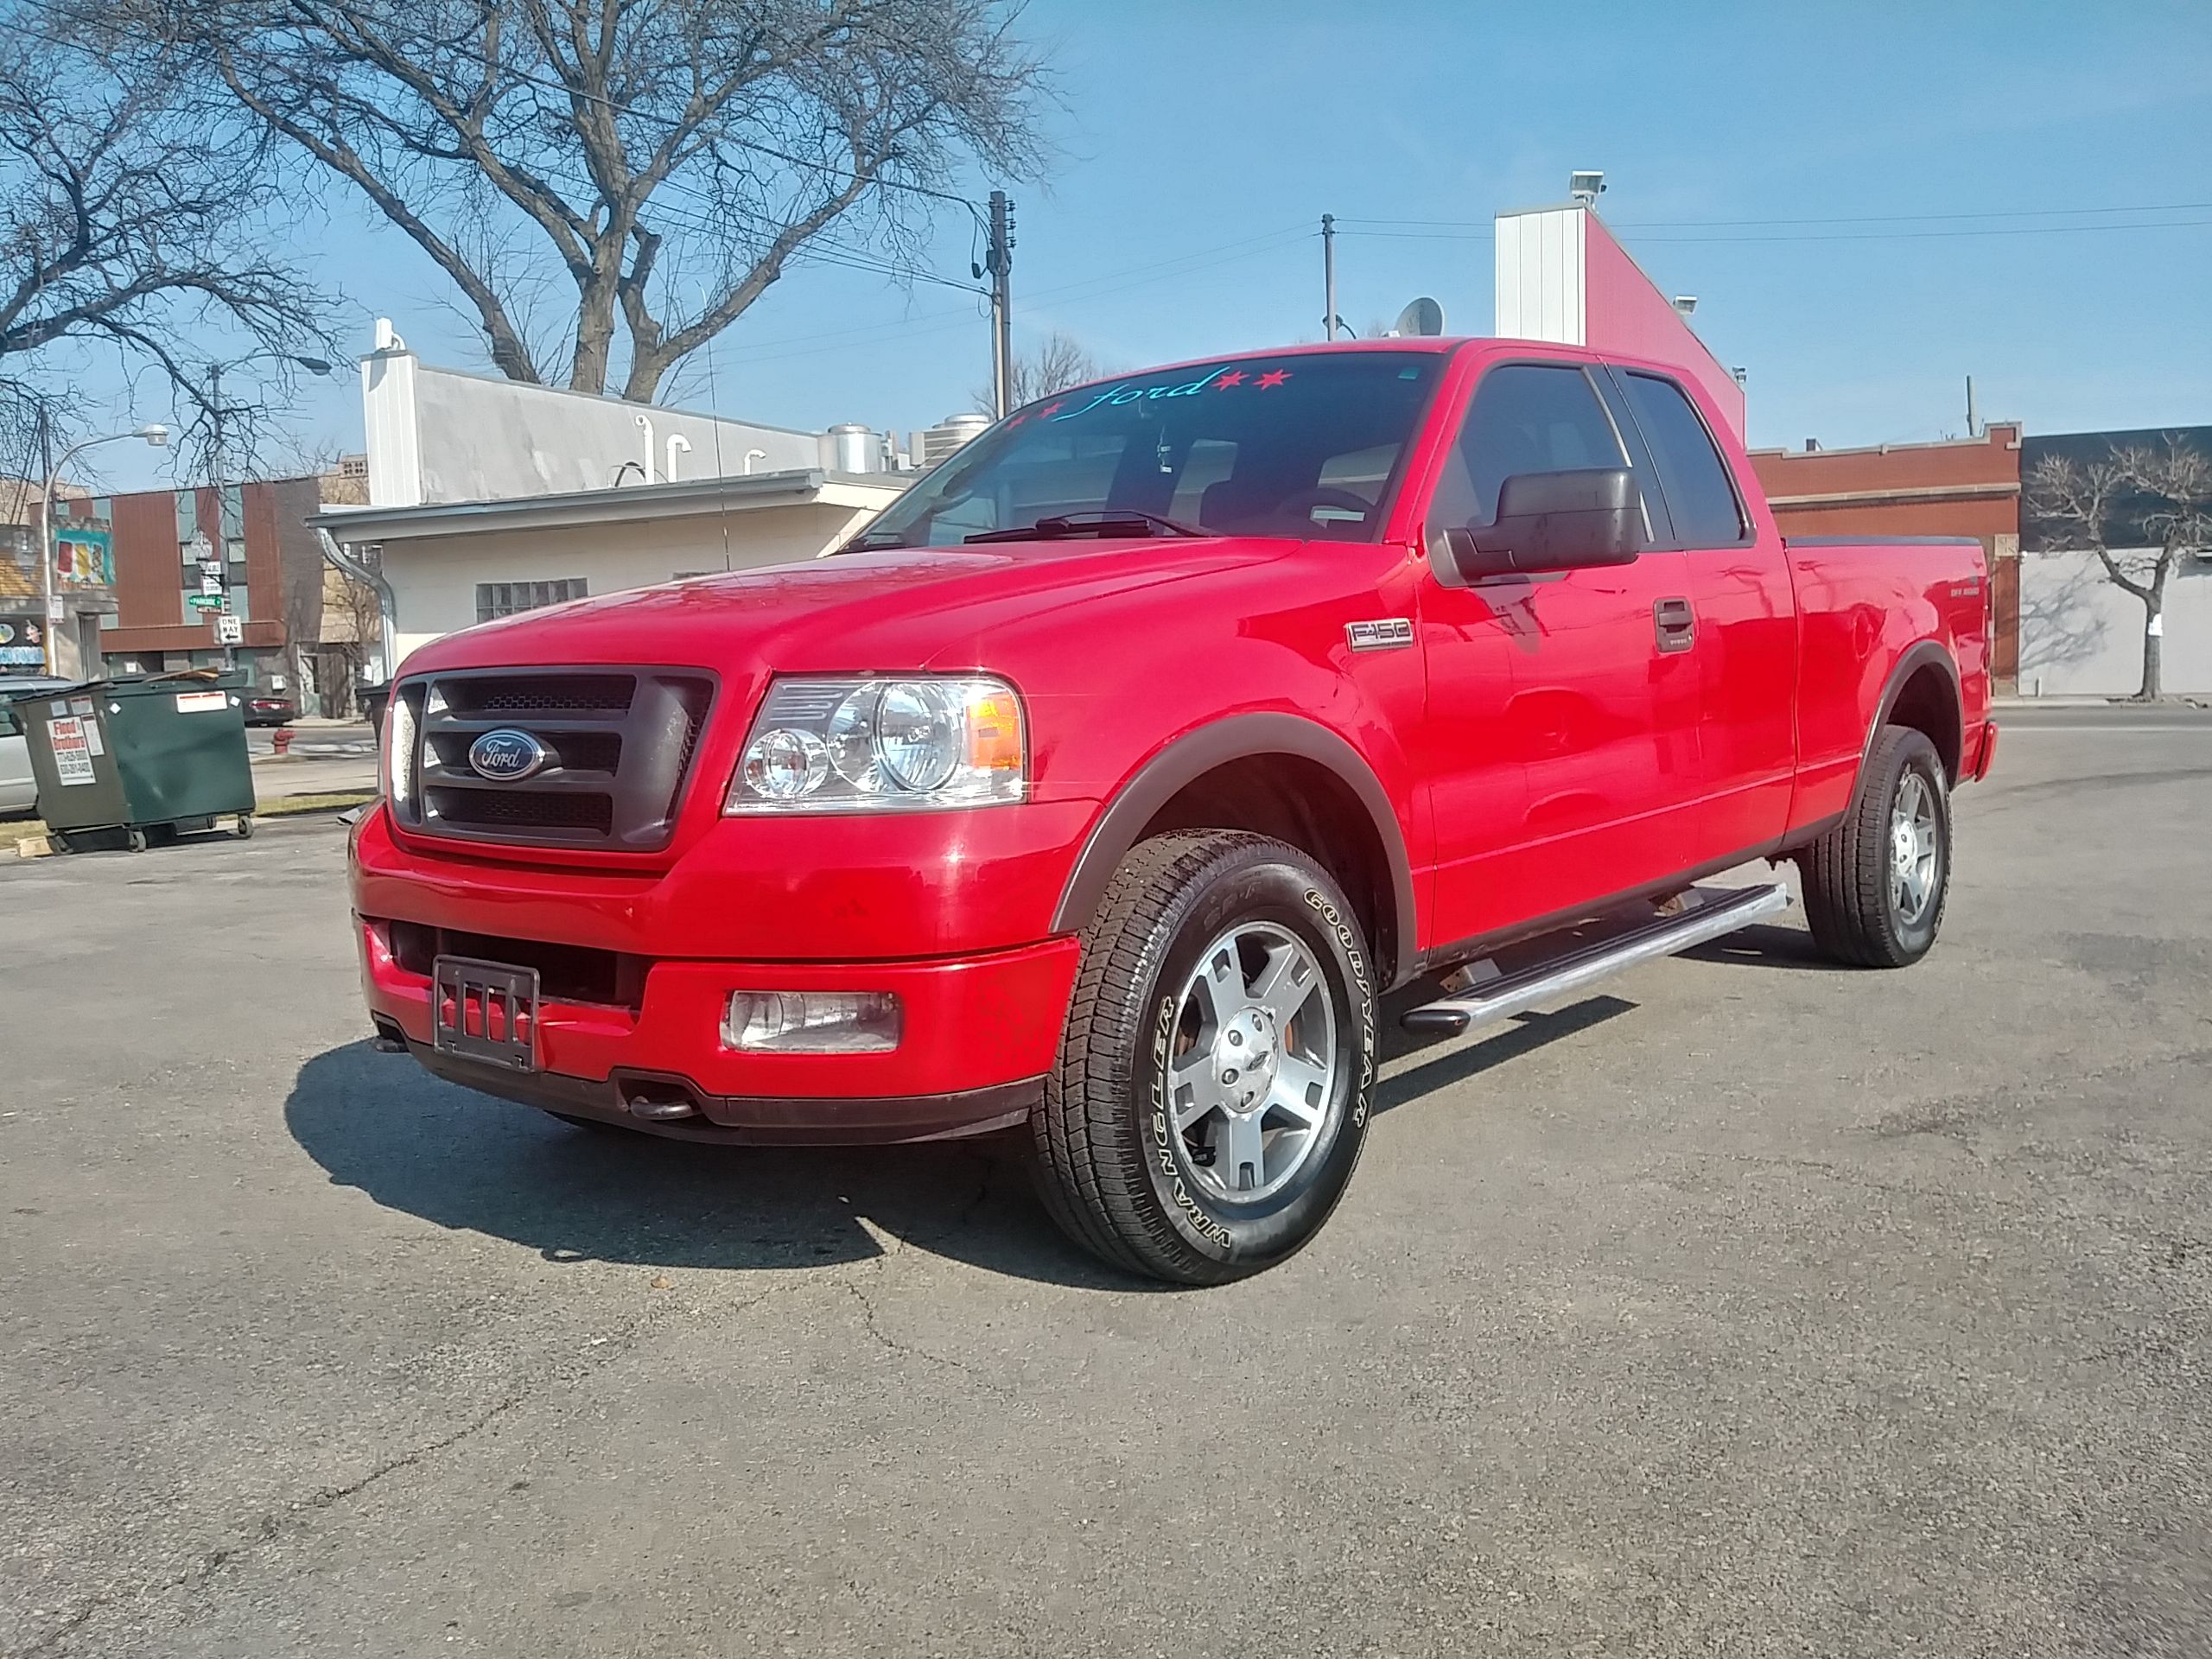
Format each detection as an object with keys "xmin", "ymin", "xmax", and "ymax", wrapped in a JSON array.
[
  {"xmin": 425, "ymin": 786, "xmax": 615, "ymax": 836},
  {"xmin": 450, "ymin": 674, "xmax": 636, "ymax": 715},
  {"xmin": 392, "ymin": 666, "xmax": 717, "ymax": 853}
]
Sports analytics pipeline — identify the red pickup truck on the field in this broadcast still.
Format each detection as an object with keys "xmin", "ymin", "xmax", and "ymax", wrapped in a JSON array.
[{"xmin": 353, "ymin": 339, "xmax": 1995, "ymax": 1283}]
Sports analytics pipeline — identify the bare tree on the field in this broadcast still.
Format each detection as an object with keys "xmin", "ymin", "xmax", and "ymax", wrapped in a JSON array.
[
  {"xmin": 157, "ymin": 0, "xmax": 1050, "ymax": 404},
  {"xmin": 2025, "ymin": 437, "xmax": 2212, "ymax": 700},
  {"xmin": 969, "ymin": 330, "xmax": 1103, "ymax": 414},
  {"xmin": 0, "ymin": 23, "xmax": 330, "ymax": 479}
]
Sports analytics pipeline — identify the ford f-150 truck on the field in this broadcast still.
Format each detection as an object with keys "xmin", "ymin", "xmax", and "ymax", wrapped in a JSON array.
[{"xmin": 352, "ymin": 338, "xmax": 1996, "ymax": 1283}]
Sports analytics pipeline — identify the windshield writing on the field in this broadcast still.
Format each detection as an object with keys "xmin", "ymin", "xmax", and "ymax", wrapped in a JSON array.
[{"xmin": 850, "ymin": 352, "xmax": 1441, "ymax": 550}]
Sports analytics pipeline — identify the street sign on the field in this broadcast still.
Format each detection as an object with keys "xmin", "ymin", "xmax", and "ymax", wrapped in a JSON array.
[
  {"xmin": 215, "ymin": 614, "xmax": 244, "ymax": 646},
  {"xmin": 186, "ymin": 594, "xmax": 226, "ymax": 613},
  {"xmin": 200, "ymin": 570, "xmax": 225, "ymax": 595},
  {"xmin": 198, "ymin": 558, "xmax": 223, "ymax": 580}
]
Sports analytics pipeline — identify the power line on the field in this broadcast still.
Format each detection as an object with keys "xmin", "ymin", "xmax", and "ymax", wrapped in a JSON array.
[
  {"xmin": 1335, "ymin": 200, "xmax": 2212, "ymax": 232},
  {"xmin": 1334, "ymin": 219, "xmax": 2212, "ymax": 245}
]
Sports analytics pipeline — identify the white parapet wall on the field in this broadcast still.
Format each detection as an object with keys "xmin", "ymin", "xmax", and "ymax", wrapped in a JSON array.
[{"xmin": 359, "ymin": 319, "xmax": 833, "ymax": 508}]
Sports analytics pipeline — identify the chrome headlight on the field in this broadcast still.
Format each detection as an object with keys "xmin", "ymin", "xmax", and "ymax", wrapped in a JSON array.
[{"xmin": 724, "ymin": 676, "xmax": 1026, "ymax": 814}]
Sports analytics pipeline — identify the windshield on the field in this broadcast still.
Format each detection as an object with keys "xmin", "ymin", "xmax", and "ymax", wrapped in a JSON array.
[{"xmin": 849, "ymin": 351, "xmax": 1445, "ymax": 550}]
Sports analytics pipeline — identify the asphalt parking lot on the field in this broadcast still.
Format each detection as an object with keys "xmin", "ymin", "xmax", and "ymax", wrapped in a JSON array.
[{"xmin": 3, "ymin": 706, "xmax": 2208, "ymax": 1657}]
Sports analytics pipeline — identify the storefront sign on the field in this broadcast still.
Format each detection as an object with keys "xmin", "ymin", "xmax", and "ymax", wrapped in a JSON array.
[{"xmin": 0, "ymin": 615, "xmax": 44, "ymax": 667}]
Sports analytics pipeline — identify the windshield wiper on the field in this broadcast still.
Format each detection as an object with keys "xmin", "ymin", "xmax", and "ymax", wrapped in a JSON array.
[
  {"xmin": 964, "ymin": 509, "xmax": 1206, "ymax": 544},
  {"xmin": 836, "ymin": 528, "xmax": 913, "ymax": 553}
]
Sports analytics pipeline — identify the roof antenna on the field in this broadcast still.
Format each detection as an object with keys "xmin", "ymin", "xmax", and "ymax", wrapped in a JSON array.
[{"xmin": 699, "ymin": 284, "xmax": 734, "ymax": 572}]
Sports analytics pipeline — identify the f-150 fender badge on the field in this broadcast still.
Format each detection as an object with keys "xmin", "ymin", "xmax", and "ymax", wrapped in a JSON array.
[{"xmin": 1345, "ymin": 618, "xmax": 1414, "ymax": 652}]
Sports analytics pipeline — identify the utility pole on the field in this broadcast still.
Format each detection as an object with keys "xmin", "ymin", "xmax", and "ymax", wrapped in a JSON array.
[
  {"xmin": 985, "ymin": 190, "xmax": 1014, "ymax": 419},
  {"xmin": 35, "ymin": 401, "xmax": 53, "ymax": 675},
  {"xmin": 1321, "ymin": 214, "xmax": 1338, "ymax": 341}
]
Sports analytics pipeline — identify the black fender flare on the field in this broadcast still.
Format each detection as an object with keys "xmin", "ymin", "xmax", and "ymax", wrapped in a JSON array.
[
  {"xmin": 1049, "ymin": 713, "xmax": 1420, "ymax": 988},
  {"xmin": 1859, "ymin": 639, "xmax": 1963, "ymax": 788}
]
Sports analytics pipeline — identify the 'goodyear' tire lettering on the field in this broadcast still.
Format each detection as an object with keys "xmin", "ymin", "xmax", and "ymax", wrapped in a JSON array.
[{"xmin": 1303, "ymin": 887, "xmax": 1377, "ymax": 1127}]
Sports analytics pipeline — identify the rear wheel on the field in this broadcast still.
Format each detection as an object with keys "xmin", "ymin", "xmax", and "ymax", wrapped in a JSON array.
[
  {"xmin": 1029, "ymin": 831, "xmax": 1377, "ymax": 1285},
  {"xmin": 1796, "ymin": 724, "xmax": 1951, "ymax": 967}
]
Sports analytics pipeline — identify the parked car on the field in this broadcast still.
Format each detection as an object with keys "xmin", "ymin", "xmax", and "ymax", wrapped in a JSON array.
[
  {"xmin": 1, "ymin": 677, "xmax": 78, "ymax": 817},
  {"xmin": 349, "ymin": 339, "xmax": 1997, "ymax": 1283},
  {"xmin": 242, "ymin": 692, "xmax": 298, "ymax": 727}
]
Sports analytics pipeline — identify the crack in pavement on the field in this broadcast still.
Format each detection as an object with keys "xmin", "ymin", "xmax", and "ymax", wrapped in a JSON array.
[
  {"xmin": 16, "ymin": 1174, "xmax": 1045, "ymax": 1658},
  {"xmin": 14, "ymin": 1304, "xmax": 673, "ymax": 1658}
]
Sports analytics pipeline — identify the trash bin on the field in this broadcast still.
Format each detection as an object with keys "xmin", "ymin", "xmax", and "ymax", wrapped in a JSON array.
[{"xmin": 10, "ymin": 671, "xmax": 256, "ymax": 851}]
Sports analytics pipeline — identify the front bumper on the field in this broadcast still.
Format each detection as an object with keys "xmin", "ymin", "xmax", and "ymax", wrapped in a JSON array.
[{"xmin": 359, "ymin": 918, "xmax": 1080, "ymax": 1145}]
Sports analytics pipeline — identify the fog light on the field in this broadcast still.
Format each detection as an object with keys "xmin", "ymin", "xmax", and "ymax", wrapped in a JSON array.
[{"xmin": 721, "ymin": 990, "xmax": 901, "ymax": 1053}]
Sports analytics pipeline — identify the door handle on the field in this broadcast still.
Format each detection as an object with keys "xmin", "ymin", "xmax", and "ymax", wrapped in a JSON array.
[{"xmin": 1654, "ymin": 597, "xmax": 1696, "ymax": 653}]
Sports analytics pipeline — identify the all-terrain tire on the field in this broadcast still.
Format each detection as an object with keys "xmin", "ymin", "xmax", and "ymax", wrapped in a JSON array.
[
  {"xmin": 1029, "ymin": 831, "xmax": 1378, "ymax": 1285},
  {"xmin": 1796, "ymin": 724, "xmax": 1951, "ymax": 968}
]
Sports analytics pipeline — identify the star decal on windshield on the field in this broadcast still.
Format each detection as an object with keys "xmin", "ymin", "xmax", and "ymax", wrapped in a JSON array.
[
  {"xmin": 1254, "ymin": 370, "xmax": 1291, "ymax": 390},
  {"xmin": 1214, "ymin": 371, "xmax": 1245, "ymax": 388}
]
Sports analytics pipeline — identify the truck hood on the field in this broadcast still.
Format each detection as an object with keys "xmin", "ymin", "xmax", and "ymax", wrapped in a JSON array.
[{"xmin": 398, "ymin": 536, "xmax": 1294, "ymax": 681}]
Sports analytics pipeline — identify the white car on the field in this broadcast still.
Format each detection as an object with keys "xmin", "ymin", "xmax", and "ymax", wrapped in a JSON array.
[{"xmin": 1, "ymin": 678, "xmax": 75, "ymax": 817}]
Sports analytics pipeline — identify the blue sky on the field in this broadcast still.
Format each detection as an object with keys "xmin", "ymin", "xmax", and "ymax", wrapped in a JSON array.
[{"xmin": 67, "ymin": 0, "xmax": 2212, "ymax": 491}]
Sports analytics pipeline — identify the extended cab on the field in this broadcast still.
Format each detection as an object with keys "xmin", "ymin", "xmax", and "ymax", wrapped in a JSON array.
[{"xmin": 352, "ymin": 340, "xmax": 1996, "ymax": 1283}]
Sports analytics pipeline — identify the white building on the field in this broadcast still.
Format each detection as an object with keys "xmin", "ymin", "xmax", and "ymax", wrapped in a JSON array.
[
  {"xmin": 318, "ymin": 471, "xmax": 908, "ymax": 667},
  {"xmin": 317, "ymin": 322, "xmax": 911, "ymax": 671}
]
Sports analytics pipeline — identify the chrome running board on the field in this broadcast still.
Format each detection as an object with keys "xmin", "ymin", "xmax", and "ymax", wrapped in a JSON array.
[{"xmin": 1401, "ymin": 882, "xmax": 1792, "ymax": 1036}]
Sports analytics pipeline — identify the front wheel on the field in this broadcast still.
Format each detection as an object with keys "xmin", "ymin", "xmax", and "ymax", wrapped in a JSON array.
[
  {"xmin": 1029, "ymin": 831, "xmax": 1378, "ymax": 1285},
  {"xmin": 1796, "ymin": 724, "xmax": 1952, "ymax": 967}
]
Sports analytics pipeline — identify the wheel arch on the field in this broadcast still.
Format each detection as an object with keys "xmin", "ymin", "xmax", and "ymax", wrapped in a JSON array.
[
  {"xmin": 1050, "ymin": 714, "xmax": 1418, "ymax": 988},
  {"xmin": 1864, "ymin": 640, "xmax": 1963, "ymax": 787}
]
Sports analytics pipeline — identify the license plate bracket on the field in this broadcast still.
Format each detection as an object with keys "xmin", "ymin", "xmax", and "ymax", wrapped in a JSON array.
[{"xmin": 431, "ymin": 956, "xmax": 541, "ymax": 1071}]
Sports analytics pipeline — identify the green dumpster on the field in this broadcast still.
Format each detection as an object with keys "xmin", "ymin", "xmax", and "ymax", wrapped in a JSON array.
[{"xmin": 9, "ymin": 671, "xmax": 256, "ymax": 852}]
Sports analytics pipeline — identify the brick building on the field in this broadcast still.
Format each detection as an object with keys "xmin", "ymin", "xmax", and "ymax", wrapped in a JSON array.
[{"xmin": 83, "ymin": 477, "xmax": 331, "ymax": 702}]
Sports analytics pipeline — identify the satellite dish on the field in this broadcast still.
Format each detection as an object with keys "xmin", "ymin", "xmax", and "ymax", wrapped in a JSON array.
[{"xmin": 1393, "ymin": 296, "xmax": 1446, "ymax": 338}]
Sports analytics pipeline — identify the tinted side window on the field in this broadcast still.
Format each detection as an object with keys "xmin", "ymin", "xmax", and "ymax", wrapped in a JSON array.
[
  {"xmin": 1621, "ymin": 373, "xmax": 1746, "ymax": 545},
  {"xmin": 1426, "ymin": 365, "xmax": 1626, "ymax": 548}
]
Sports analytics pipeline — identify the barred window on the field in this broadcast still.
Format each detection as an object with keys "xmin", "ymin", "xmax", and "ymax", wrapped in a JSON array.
[{"xmin": 475, "ymin": 578, "xmax": 589, "ymax": 624}]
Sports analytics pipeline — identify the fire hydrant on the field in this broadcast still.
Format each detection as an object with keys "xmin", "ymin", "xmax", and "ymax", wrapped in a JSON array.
[{"xmin": 272, "ymin": 728, "xmax": 294, "ymax": 756}]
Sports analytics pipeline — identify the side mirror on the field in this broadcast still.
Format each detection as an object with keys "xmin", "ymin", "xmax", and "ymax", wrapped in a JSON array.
[{"xmin": 1446, "ymin": 467, "xmax": 1645, "ymax": 580}]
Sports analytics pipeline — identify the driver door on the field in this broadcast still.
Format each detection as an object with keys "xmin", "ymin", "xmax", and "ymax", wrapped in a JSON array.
[{"xmin": 1417, "ymin": 359, "xmax": 1704, "ymax": 946}]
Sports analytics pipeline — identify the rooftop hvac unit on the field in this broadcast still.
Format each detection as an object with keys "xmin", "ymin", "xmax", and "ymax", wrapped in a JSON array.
[
  {"xmin": 916, "ymin": 413, "xmax": 990, "ymax": 469},
  {"xmin": 826, "ymin": 423, "xmax": 877, "ymax": 474}
]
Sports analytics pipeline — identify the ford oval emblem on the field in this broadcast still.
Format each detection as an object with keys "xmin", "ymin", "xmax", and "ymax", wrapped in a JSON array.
[{"xmin": 467, "ymin": 728, "xmax": 550, "ymax": 782}]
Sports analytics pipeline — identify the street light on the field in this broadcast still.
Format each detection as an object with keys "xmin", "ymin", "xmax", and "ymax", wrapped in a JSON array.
[
  {"xmin": 200, "ymin": 351, "xmax": 336, "ymax": 677},
  {"xmin": 41, "ymin": 425, "xmax": 169, "ymax": 677},
  {"xmin": 207, "ymin": 351, "xmax": 336, "ymax": 490}
]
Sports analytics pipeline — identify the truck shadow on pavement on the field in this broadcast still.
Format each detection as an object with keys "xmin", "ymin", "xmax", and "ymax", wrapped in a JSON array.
[
  {"xmin": 286, "ymin": 992, "xmax": 1656, "ymax": 1288},
  {"xmin": 285, "ymin": 1041, "xmax": 1135, "ymax": 1288},
  {"xmin": 1675, "ymin": 922, "xmax": 1834, "ymax": 972}
]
